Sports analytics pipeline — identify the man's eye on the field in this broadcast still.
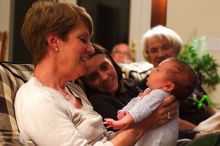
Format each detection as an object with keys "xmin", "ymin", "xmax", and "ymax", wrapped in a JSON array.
[
  {"xmin": 87, "ymin": 73, "xmax": 98, "ymax": 81},
  {"xmin": 100, "ymin": 62, "xmax": 108, "ymax": 71}
]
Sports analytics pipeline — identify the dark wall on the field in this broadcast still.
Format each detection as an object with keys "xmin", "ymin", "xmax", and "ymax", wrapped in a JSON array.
[
  {"xmin": 11, "ymin": 0, "xmax": 36, "ymax": 63},
  {"xmin": 78, "ymin": 0, "xmax": 130, "ymax": 52},
  {"xmin": 11, "ymin": 1, "xmax": 130, "ymax": 63}
]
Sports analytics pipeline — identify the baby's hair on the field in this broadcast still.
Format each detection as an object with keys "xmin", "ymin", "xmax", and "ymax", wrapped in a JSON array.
[{"xmin": 167, "ymin": 58, "xmax": 198, "ymax": 102}]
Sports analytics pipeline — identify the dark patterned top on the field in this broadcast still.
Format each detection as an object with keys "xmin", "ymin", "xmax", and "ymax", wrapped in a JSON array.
[{"xmin": 86, "ymin": 78, "xmax": 142, "ymax": 121}]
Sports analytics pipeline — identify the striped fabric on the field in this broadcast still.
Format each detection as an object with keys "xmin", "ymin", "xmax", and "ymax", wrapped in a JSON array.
[{"xmin": 0, "ymin": 62, "xmax": 34, "ymax": 145}]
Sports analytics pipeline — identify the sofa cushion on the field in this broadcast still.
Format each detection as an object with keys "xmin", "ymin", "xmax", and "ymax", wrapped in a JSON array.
[
  {"xmin": 0, "ymin": 131, "xmax": 23, "ymax": 146},
  {"xmin": 0, "ymin": 62, "xmax": 34, "ymax": 145}
]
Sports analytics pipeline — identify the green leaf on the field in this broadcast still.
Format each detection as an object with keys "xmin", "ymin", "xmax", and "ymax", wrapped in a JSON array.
[{"xmin": 178, "ymin": 36, "xmax": 220, "ymax": 88}]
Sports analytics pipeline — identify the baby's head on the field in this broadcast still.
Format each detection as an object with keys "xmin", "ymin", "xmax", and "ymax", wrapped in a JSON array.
[{"xmin": 147, "ymin": 57, "xmax": 197, "ymax": 102}]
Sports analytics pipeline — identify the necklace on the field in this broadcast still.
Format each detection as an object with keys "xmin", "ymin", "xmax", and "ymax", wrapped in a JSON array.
[
  {"xmin": 58, "ymin": 86, "xmax": 83, "ymax": 109},
  {"xmin": 58, "ymin": 86, "xmax": 69, "ymax": 96}
]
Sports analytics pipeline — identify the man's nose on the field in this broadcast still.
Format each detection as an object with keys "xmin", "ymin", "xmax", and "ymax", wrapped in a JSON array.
[{"xmin": 100, "ymin": 72, "xmax": 108, "ymax": 80}]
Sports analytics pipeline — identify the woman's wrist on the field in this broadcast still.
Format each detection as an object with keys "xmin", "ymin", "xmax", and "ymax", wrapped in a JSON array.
[{"xmin": 111, "ymin": 124, "xmax": 144, "ymax": 146}]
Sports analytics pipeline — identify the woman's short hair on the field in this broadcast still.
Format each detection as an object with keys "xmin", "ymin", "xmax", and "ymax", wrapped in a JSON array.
[
  {"xmin": 21, "ymin": 1, "xmax": 93, "ymax": 65},
  {"xmin": 141, "ymin": 25, "xmax": 182, "ymax": 61}
]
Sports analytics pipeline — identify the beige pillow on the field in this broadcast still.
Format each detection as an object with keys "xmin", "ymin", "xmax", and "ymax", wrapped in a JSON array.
[{"xmin": 195, "ymin": 113, "xmax": 220, "ymax": 131}]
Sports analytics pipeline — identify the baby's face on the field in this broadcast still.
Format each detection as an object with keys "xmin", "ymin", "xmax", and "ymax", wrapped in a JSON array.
[{"xmin": 147, "ymin": 59, "xmax": 174, "ymax": 89}]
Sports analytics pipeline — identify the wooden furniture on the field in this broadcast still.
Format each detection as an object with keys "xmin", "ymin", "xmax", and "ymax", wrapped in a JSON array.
[
  {"xmin": 151, "ymin": 0, "xmax": 167, "ymax": 27},
  {"xmin": 0, "ymin": 31, "xmax": 7, "ymax": 61}
]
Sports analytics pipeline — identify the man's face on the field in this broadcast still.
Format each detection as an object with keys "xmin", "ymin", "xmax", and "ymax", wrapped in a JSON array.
[
  {"xmin": 147, "ymin": 37, "xmax": 179, "ymax": 67},
  {"xmin": 111, "ymin": 44, "xmax": 131, "ymax": 63},
  {"xmin": 83, "ymin": 54, "xmax": 119, "ymax": 93}
]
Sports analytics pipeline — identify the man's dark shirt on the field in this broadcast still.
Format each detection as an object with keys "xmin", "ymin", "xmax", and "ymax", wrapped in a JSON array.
[{"xmin": 86, "ymin": 78, "xmax": 142, "ymax": 121}]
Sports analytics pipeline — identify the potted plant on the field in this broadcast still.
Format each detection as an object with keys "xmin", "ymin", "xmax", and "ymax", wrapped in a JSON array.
[{"xmin": 178, "ymin": 36, "xmax": 220, "ymax": 109}]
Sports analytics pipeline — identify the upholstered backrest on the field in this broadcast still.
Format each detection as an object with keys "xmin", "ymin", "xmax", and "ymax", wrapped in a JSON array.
[
  {"xmin": 0, "ymin": 62, "xmax": 34, "ymax": 145},
  {"xmin": 119, "ymin": 61, "xmax": 153, "ymax": 82}
]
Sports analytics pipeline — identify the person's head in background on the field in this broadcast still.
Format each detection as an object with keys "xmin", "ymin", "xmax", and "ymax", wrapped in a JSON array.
[
  {"xmin": 147, "ymin": 57, "xmax": 197, "ymax": 102},
  {"xmin": 111, "ymin": 43, "xmax": 134, "ymax": 64},
  {"xmin": 142, "ymin": 25, "xmax": 182, "ymax": 67},
  {"xmin": 82, "ymin": 43, "xmax": 123, "ymax": 94}
]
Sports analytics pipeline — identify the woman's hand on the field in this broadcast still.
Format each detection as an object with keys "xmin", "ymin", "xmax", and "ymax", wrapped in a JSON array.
[
  {"xmin": 179, "ymin": 118, "xmax": 196, "ymax": 129},
  {"xmin": 139, "ymin": 95, "xmax": 178, "ymax": 130},
  {"xmin": 138, "ymin": 88, "xmax": 151, "ymax": 99},
  {"xmin": 194, "ymin": 130, "xmax": 215, "ymax": 138}
]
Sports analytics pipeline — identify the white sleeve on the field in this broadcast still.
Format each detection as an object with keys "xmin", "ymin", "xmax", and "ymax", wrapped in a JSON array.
[
  {"xmin": 127, "ymin": 89, "xmax": 170, "ymax": 123},
  {"xmin": 122, "ymin": 96, "xmax": 140, "ymax": 111}
]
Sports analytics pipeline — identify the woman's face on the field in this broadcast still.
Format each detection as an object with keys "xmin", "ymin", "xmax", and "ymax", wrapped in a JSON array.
[
  {"xmin": 146, "ymin": 37, "xmax": 179, "ymax": 67},
  {"xmin": 56, "ymin": 21, "xmax": 94, "ymax": 81},
  {"xmin": 83, "ymin": 54, "xmax": 119, "ymax": 94}
]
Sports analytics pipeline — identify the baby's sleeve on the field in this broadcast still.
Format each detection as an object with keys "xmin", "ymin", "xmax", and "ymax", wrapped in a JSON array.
[
  {"xmin": 127, "ymin": 89, "xmax": 170, "ymax": 123},
  {"xmin": 121, "ymin": 96, "xmax": 140, "ymax": 111}
]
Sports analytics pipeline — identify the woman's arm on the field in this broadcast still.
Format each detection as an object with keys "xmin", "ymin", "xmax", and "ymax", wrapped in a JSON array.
[
  {"xmin": 110, "ymin": 95, "xmax": 178, "ymax": 146},
  {"xmin": 207, "ymin": 105, "xmax": 216, "ymax": 115},
  {"xmin": 179, "ymin": 118, "xmax": 196, "ymax": 129}
]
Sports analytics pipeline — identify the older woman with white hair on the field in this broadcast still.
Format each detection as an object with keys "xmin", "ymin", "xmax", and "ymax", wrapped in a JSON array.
[{"xmin": 141, "ymin": 25, "xmax": 182, "ymax": 67}]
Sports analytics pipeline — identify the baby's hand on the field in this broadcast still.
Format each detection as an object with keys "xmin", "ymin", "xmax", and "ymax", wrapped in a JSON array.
[
  {"xmin": 104, "ymin": 118, "xmax": 125, "ymax": 129},
  {"xmin": 117, "ymin": 111, "xmax": 127, "ymax": 120},
  {"xmin": 103, "ymin": 118, "xmax": 115, "ymax": 129}
]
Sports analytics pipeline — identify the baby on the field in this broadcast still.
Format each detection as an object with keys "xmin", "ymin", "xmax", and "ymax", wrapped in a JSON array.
[{"xmin": 104, "ymin": 57, "xmax": 197, "ymax": 146}]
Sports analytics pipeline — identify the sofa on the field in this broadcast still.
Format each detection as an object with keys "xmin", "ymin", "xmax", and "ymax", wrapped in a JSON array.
[{"xmin": 0, "ymin": 62, "xmax": 34, "ymax": 145}]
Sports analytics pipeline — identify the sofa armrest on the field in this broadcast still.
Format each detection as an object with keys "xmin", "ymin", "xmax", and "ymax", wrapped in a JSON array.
[
  {"xmin": 0, "ymin": 62, "xmax": 34, "ymax": 145},
  {"xmin": 0, "ymin": 130, "xmax": 23, "ymax": 146}
]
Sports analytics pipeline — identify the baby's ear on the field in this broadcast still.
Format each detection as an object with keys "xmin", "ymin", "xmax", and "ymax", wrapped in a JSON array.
[{"xmin": 163, "ymin": 81, "xmax": 175, "ymax": 92}]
